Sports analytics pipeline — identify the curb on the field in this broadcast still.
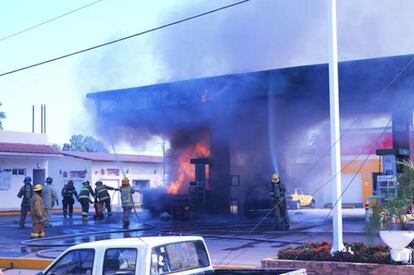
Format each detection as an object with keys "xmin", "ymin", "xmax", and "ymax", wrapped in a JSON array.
[{"xmin": 0, "ymin": 257, "xmax": 52, "ymax": 270}]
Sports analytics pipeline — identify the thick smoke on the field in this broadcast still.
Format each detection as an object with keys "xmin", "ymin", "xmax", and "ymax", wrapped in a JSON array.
[{"xmin": 82, "ymin": 1, "xmax": 414, "ymax": 207}]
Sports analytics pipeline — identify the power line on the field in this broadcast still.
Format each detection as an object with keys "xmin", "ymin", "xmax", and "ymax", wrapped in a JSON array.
[
  {"xmin": 222, "ymin": 118, "xmax": 394, "ymax": 266},
  {"xmin": 221, "ymin": 60, "xmax": 414, "ymax": 266},
  {"xmin": 0, "ymin": 0, "xmax": 252, "ymax": 78},
  {"xmin": 321, "ymin": 76, "xmax": 414, "ymax": 223},
  {"xmin": 292, "ymin": 57, "xmax": 414, "ymax": 192},
  {"xmin": 0, "ymin": 0, "xmax": 106, "ymax": 43}
]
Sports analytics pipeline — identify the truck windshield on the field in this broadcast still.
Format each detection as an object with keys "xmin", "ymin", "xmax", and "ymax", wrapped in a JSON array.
[
  {"xmin": 150, "ymin": 240, "xmax": 210, "ymax": 274},
  {"xmin": 45, "ymin": 249, "xmax": 95, "ymax": 275},
  {"xmin": 103, "ymin": 248, "xmax": 138, "ymax": 275}
]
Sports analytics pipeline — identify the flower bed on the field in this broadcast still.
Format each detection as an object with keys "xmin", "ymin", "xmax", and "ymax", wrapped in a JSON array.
[{"xmin": 278, "ymin": 242, "xmax": 392, "ymax": 264}]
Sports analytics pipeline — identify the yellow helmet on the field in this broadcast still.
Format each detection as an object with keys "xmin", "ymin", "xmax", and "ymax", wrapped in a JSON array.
[
  {"xmin": 34, "ymin": 184, "xmax": 43, "ymax": 192},
  {"xmin": 272, "ymin": 173, "xmax": 280, "ymax": 183},
  {"xmin": 122, "ymin": 177, "xmax": 130, "ymax": 185}
]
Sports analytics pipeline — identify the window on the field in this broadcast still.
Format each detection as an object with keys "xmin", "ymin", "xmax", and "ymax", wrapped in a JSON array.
[
  {"xmin": 150, "ymin": 240, "xmax": 209, "ymax": 275},
  {"xmin": 133, "ymin": 180, "xmax": 150, "ymax": 190},
  {"xmin": 45, "ymin": 249, "xmax": 94, "ymax": 275},
  {"xmin": 11, "ymin": 168, "xmax": 25, "ymax": 176},
  {"xmin": 231, "ymin": 175, "xmax": 240, "ymax": 186},
  {"xmin": 230, "ymin": 200, "xmax": 239, "ymax": 215},
  {"xmin": 103, "ymin": 248, "xmax": 137, "ymax": 275}
]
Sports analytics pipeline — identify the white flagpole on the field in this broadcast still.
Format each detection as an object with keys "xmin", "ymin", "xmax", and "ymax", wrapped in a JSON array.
[{"xmin": 327, "ymin": 0, "xmax": 345, "ymax": 253}]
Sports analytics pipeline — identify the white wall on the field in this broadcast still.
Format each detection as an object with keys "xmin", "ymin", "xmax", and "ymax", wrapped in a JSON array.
[
  {"xmin": 0, "ymin": 157, "xmax": 47, "ymax": 210},
  {"xmin": 48, "ymin": 156, "xmax": 92, "ymax": 208},
  {"xmin": 91, "ymin": 161, "xmax": 163, "ymax": 187},
  {"xmin": 0, "ymin": 131, "xmax": 47, "ymax": 145},
  {"xmin": 320, "ymin": 173, "xmax": 363, "ymax": 207},
  {"xmin": 90, "ymin": 161, "xmax": 163, "ymax": 205},
  {"xmin": 0, "ymin": 154, "xmax": 163, "ymax": 210}
]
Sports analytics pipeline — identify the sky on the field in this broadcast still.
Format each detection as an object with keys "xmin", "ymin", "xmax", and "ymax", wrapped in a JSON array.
[{"xmin": 1, "ymin": 0, "xmax": 414, "ymax": 154}]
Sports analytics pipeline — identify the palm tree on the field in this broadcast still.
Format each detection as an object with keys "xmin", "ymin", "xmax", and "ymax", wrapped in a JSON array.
[{"xmin": 0, "ymin": 102, "xmax": 6, "ymax": 130}]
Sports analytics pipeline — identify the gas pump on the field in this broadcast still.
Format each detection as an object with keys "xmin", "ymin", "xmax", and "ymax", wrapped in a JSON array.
[
  {"xmin": 374, "ymin": 148, "xmax": 410, "ymax": 198},
  {"xmin": 189, "ymin": 157, "xmax": 211, "ymax": 213},
  {"xmin": 367, "ymin": 109, "xmax": 412, "ymax": 227},
  {"xmin": 374, "ymin": 108, "xmax": 411, "ymax": 199}
]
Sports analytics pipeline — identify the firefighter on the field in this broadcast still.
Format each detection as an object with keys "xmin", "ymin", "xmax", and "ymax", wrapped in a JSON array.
[
  {"xmin": 94, "ymin": 181, "xmax": 116, "ymax": 217},
  {"xmin": 17, "ymin": 176, "xmax": 33, "ymax": 229},
  {"xmin": 30, "ymin": 184, "xmax": 48, "ymax": 239},
  {"xmin": 270, "ymin": 173, "xmax": 289, "ymax": 230},
  {"xmin": 119, "ymin": 177, "xmax": 135, "ymax": 229},
  {"xmin": 61, "ymin": 180, "xmax": 79, "ymax": 218},
  {"xmin": 78, "ymin": 181, "xmax": 95, "ymax": 220},
  {"xmin": 43, "ymin": 177, "xmax": 59, "ymax": 227}
]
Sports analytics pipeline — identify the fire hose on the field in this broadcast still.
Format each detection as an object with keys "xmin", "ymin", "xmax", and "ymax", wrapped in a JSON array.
[{"xmin": 131, "ymin": 195, "xmax": 141, "ymax": 222}]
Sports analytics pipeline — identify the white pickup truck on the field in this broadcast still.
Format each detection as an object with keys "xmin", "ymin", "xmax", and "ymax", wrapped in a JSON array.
[{"xmin": 37, "ymin": 236, "xmax": 305, "ymax": 275}]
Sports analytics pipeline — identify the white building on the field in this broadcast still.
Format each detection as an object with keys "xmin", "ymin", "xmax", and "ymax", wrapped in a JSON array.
[
  {"xmin": 49, "ymin": 151, "xmax": 163, "ymax": 206},
  {"xmin": 0, "ymin": 131, "xmax": 163, "ymax": 210},
  {"xmin": 0, "ymin": 131, "xmax": 61, "ymax": 210}
]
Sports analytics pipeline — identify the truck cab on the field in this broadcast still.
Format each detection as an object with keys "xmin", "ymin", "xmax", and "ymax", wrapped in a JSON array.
[
  {"xmin": 40, "ymin": 236, "xmax": 212, "ymax": 275},
  {"xmin": 38, "ymin": 236, "xmax": 305, "ymax": 275}
]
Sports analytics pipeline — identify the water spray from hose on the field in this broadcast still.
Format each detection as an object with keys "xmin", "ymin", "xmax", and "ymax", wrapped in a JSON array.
[{"xmin": 267, "ymin": 75, "xmax": 279, "ymax": 175}]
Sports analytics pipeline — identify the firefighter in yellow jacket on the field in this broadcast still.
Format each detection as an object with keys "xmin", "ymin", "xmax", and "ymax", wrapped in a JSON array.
[
  {"xmin": 119, "ymin": 177, "xmax": 135, "ymax": 229},
  {"xmin": 270, "ymin": 173, "xmax": 289, "ymax": 230},
  {"xmin": 30, "ymin": 184, "xmax": 48, "ymax": 239}
]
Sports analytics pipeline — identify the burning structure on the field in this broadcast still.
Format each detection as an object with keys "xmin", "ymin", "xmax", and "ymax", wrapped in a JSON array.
[{"xmin": 87, "ymin": 54, "xmax": 414, "ymax": 215}]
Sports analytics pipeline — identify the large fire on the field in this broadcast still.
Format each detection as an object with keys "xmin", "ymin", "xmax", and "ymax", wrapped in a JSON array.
[{"xmin": 167, "ymin": 140, "xmax": 210, "ymax": 194}]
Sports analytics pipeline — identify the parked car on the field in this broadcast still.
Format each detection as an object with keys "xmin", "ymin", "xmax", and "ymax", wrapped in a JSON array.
[
  {"xmin": 37, "ymin": 236, "xmax": 305, "ymax": 275},
  {"xmin": 287, "ymin": 188, "xmax": 315, "ymax": 209},
  {"xmin": 244, "ymin": 184, "xmax": 272, "ymax": 218}
]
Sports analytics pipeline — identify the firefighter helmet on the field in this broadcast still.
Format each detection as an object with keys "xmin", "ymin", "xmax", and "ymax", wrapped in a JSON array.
[
  {"xmin": 34, "ymin": 184, "xmax": 43, "ymax": 192},
  {"xmin": 68, "ymin": 180, "xmax": 74, "ymax": 186},
  {"xmin": 122, "ymin": 177, "xmax": 130, "ymax": 185},
  {"xmin": 96, "ymin": 181, "xmax": 103, "ymax": 186},
  {"xmin": 23, "ymin": 176, "xmax": 32, "ymax": 183},
  {"xmin": 272, "ymin": 173, "xmax": 280, "ymax": 183},
  {"xmin": 82, "ymin": 181, "xmax": 90, "ymax": 186},
  {"xmin": 46, "ymin": 177, "xmax": 53, "ymax": 184}
]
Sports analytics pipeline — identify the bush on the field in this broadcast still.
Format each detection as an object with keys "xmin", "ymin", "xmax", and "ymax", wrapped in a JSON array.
[{"xmin": 278, "ymin": 242, "xmax": 392, "ymax": 264}]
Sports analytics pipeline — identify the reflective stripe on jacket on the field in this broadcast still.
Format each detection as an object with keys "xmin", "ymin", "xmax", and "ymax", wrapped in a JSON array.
[
  {"xmin": 79, "ymin": 187, "xmax": 90, "ymax": 200},
  {"xmin": 95, "ymin": 185, "xmax": 110, "ymax": 201},
  {"xmin": 62, "ymin": 185, "xmax": 78, "ymax": 200},
  {"xmin": 30, "ymin": 193, "xmax": 47, "ymax": 224},
  {"xmin": 120, "ymin": 186, "xmax": 135, "ymax": 207},
  {"xmin": 17, "ymin": 183, "xmax": 33, "ymax": 207}
]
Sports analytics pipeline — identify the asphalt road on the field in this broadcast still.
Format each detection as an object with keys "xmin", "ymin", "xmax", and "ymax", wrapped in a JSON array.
[{"xmin": 0, "ymin": 208, "xmax": 380, "ymax": 274}]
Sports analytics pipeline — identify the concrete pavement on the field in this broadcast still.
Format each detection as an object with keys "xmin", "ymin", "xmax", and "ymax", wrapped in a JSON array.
[{"xmin": 0, "ymin": 208, "xmax": 379, "ymax": 273}]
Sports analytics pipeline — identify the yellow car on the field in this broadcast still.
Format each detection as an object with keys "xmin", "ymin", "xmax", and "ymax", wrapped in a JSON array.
[{"xmin": 288, "ymin": 188, "xmax": 315, "ymax": 209}]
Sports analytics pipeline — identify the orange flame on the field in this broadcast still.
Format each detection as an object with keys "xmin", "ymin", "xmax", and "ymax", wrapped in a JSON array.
[{"xmin": 167, "ymin": 140, "xmax": 210, "ymax": 194}]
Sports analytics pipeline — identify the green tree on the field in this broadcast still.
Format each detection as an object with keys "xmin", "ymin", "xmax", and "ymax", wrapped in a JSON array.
[
  {"xmin": 50, "ymin": 144, "xmax": 62, "ymax": 151},
  {"xmin": 62, "ymin": 134, "xmax": 108, "ymax": 153},
  {"xmin": 0, "ymin": 102, "xmax": 6, "ymax": 130}
]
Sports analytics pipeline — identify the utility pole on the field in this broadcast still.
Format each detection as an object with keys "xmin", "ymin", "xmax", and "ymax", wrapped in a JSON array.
[{"xmin": 328, "ymin": 0, "xmax": 345, "ymax": 253}]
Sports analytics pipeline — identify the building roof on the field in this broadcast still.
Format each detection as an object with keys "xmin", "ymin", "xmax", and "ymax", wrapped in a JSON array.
[
  {"xmin": 0, "ymin": 142, "xmax": 59, "ymax": 155},
  {"xmin": 61, "ymin": 151, "xmax": 162, "ymax": 163},
  {"xmin": 87, "ymin": 53, "xmax": 414, "ymax": 117}
]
